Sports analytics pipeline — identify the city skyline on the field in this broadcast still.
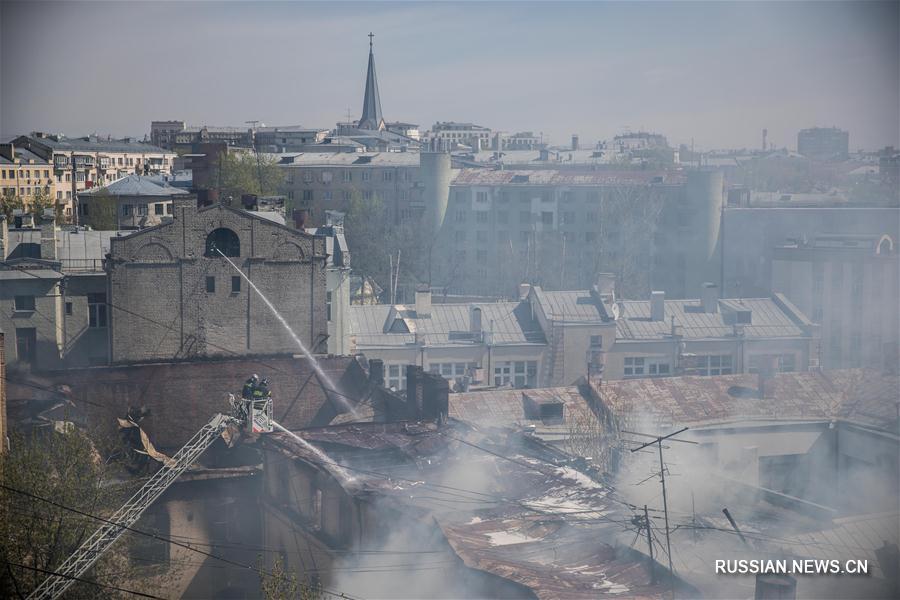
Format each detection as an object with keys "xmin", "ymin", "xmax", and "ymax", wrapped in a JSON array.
[{"xmin": 2, "ymin": 1, "xmax": 898, "ymax": 151}]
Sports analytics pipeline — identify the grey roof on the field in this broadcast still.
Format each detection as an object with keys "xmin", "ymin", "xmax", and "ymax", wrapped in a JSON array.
[
  {"xmin": 7, "ymin": 228, "xmax": 130, "ymax": 265},
  {"xmin": 532, "ymin": 288, "xmax": 614, "ymax": 322},
  {"xmin": 19, "ymin": 135, "xmax": 172, "ymax": 155},
  {"xmin": 349, "ymin": 301, "xmax": 545, "ymax": 348},
  {"xmin": 251, "ymin": 210, "xmax": 286, "ymax": 225},
  {"xmin": 616, "ymin": 298, "xmax": 807, "ymax": 340},
  {"xmin": 0, "ymin": 147, "xmax": 50, "ymax": 165},
  {"xmin": 358, "ymin": 39, "xmax": 383, "ymax": 130},
  {"xmin": 276, "ymin": 152, "xmax": 420, "ymax": 167},
  {"xmin": 79, "ymin": 174, "xmax": 189, "ymax": 197}
]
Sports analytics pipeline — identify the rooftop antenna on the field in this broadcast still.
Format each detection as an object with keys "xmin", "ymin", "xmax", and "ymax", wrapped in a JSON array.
[
  {"xmin": 246, "ymin": 120, "xmax": 263, "ymax": 198},
  {"xmin": 628, "ymin": 426, "xmax": 697, "ymax": 598}
]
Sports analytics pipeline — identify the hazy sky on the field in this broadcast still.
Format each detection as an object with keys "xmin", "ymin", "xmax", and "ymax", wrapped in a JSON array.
[{"xmin": 2, "ymin": 1, "xmax": 898, "ymax": 150}]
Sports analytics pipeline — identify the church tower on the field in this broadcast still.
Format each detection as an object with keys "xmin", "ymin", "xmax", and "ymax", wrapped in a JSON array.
[{"xmin": 358, "ymin": 33, "xmax": 385, "ymax": 131}]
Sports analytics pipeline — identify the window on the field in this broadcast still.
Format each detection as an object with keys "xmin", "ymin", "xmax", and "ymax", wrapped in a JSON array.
[
  {"xmin": 16, "ymin": 328, "xmax": 37, "ymax": 362},
  {"xmin": 624, "ymin": 357, "xmax": 645, "ymax": 376},
  {"xmin": 455, "ymin": 210, "xmax": 466, "ymax": 223},
  {"xmin": 322, "ymin": 171, "xmax": 333, "ymax": 184},
  {"xmin": 497, "ymin": 211, "xmax": 508, "ymax": 224},
  {"xmin": 382, "ymin": 170, "xmax": 392, "ymax": 182},
  {"xmin": 648, "ymin": 361, "xmax": 670, "ymax": 376},
  {"xmin": 362, "ymin": 191, "xmax": 372, "ymax": 201},
  {"xmin": 562, "ymin": 211, "xmax": 575, "ymax": 225},
  {"xmin": 493, "ymin": 361, "xmax": 537, "ymax": 388},
  {"xmin": 167, "ymin": 204, "xmax": 173, "ymax": 215},
  {"xmin": 812, "ymin": 306, "xmax": 824, "ymax": 323},
  {"xmin": 122, "ymin": 204, "xmax": 132, "ymax": 216},
  {"xmin": 387, "ymin": 364, "xmax": 405, "ymax": 390},
  {"xmin": 428, "ymin": 363, "xmax": 477, "ymax": 379},
  {"xmin": 362, "ymin": 170, "xmax": 371, "ymax": 181},
  {"xmin": 586, "ymin": 211, "xmax": 597, "ymax": 223},
  {"xmin": 590, "ymin": 335, "xmax": 603, "ymax": 348},
  {"xmin": 205, "ymin": 228, "xmax": 240, "ymax": 257},
  {"xmin": 476, "ymin": 191, "xmax": 488, "ymax": 202},
  {"xmin": 475, "ymin": 211, "xmax": 488, "ymax": 223},
  {"xmin": 683, "ymin": 354, "xmax": 733, "ymax": 376},
  {"xmin": 206, "ymin": 276, "xmax": 216, "ymax": 293},
  {"xmin": 14, "ymin": 295, "xmax": 36, "ymax": 312},
  {"xmin": 231, "ymin": 276, "xmax": 241, "ymax": 293},
  {"xmin": 303, "ymin": 190, "xmax": 313, "ymax": 202},
  {"xmin": 87, "ymin": 293, "xmax": 107, "ymax": 328},
  {"xmin": 154, "ymin": 203, "xmax": 164, "ymax": 215},
  {"xmin": 541, "ymin": 212, "xmax": 553, "ymax": 225},
  {"xmin": 326, "ymin": 291, "xmax": 332, "ymax": 321},
  {"xmin": 65, "ymin": 302, "xmax": 73, "ymax": 316},
  {"xmin": 137, "ymin": 204, "xmax": 148, "ymax": 216}
]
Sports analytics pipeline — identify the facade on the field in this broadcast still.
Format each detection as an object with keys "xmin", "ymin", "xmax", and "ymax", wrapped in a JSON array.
[
  {"xmin": 277, "ymin": 151, "xmax": 424, "ymax": 224},
  {"xmin": 348, "ymin": 279, "xmax": 816, "ymax": 389},
  {"xmin": 428, "ymin": 121, "xmax": 492, "ymax": 150},
  {"xmin": 1, "ymin": 216, "xmax": 113, "ymax": 369},
  {"xmin": 797, "ymin": 126, "xmax": 850, "ymax": 160},
  {"xmin": 772, "ymin": 234, "xmax": 899, "ymax": 369},
  {"xmin": 305, "ymin": 212, "xmax": 352, "ymax": 355},
  {"xmin": 11, "ymin": 133, "xmax": 175, "ymax": 221},
  {"xmin": 0, "ymin": 143, "xmax": 55, "ymax": 210},
  {"xmin": 107, "ymin": 197, "xmax": 328, "ymax": 363},
  {"xmin": 77, "ymin": 174, "xmax": 188, "ymax": 230},
  {"xmin": 254, "ymin": 126, "xmax": 329, "ymax": 152},
  {"xmin": 433, "ymin": 168, "xmax": 723, "ymax": 298},
  {"xmin": 722, "ymin": 206, "xmax": 899, "ymax": 298}
]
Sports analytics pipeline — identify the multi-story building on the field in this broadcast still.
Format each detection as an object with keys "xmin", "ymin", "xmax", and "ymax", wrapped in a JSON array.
[
  {"xmin": 0, "ymin": 143, "xmax": 55, "ymax": 209},
  {"xmin": 772, "ymin": 234, "xmax": 898, "ymax": 369},
  {"xmin": 77, "ymin": 174, "xmax": 187, "ymax": 230},
  {"xmin": 107, "ymin": 196, "xmax": 328, "ymax": 363},
  {"xmin": 277, "ymin": 151, "xmax": 424, "ymax": 224},
  {"xmin": 1, "ymin": 214, "xmax": 119, "ymax": 369},
  {"xmin": 305, "ymin": 211, "xmax": 352, "ymax": 356},
  {"xmin": 797, "ymin": 127, "xmax": 850, "ymax": 161},
  {"xmin": 427, "ymin": 122, "xmax": 492, "ymax": 150},
  {"xmin": 254, "ymin": 126, "xmax": 329, "ymax": 152},
  {"xmin": 11, "ymin": 133, "xmax": 175, "ymax": 221},
  {"xmin": 431, "ymin": 167, "xmax": 724, "ymax": 299},
  {"xmin": 347, "ymin": 279, "xmax": 817, "ymax": 390}
]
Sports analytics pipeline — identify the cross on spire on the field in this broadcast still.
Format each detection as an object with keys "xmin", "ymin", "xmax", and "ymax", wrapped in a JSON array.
[{"xmin": 368, "ymin": 32, "xmax": 374, "ymax": 50}]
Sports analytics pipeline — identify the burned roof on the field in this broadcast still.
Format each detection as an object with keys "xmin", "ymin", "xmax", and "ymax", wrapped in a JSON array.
[{"xmin": 600, "ymin": 368, "xmax": 900, "ymax": 433}]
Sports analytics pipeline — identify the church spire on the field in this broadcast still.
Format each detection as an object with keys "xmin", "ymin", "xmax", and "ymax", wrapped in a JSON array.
[{"xmin": 358, "ymin": 32, "xmax": 384, "ymax": 131}]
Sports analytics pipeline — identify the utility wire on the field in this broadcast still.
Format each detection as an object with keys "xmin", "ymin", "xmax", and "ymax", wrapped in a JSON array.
[{"xmin": 2, "ymin": 560, "xmax": 168, "ymax": 600}]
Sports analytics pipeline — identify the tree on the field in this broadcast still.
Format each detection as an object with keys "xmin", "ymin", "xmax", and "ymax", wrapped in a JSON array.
[
  {"xmin": 84, "ymin": 188, "xmax": 120, "ymax": 231},
  {"xmin": 258, "ymin": 556, "xmax": 323, "ymax": 600},
  {"xmin": 212, "ymin": 150, "xmax": 285, "ymax": 206},
  {"xmin": 0, "ymin": 429, "xmax": 131, "ymax": 599},
  {"xmin": 0, "ymin": 189, "xmax": 23, "ymax": 221}
]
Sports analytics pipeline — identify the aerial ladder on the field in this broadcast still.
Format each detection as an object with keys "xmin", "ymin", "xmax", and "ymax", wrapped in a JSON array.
[{"xmin": 28, "ymin": 394, "xmax": 274, "ymax": 600}]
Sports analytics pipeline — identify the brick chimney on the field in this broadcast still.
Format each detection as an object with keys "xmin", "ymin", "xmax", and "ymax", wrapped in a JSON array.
[
  {"xmin": 415, "ymin": 285, "xmax": 431, "ymax": 318},
  {"xmin": 368, "ymin": 358, "xmax": 385, "ymax": 387},
  {"xmin": 40, "ymin": 211, "xmax": 57, "ymax": 260},
  {"xmin": 292, "ymin": 209, "xmax": 309, "ymax": 230}
]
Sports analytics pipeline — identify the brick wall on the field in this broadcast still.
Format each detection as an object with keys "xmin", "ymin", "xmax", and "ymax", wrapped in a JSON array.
[
  {"xmin": 108, "ymin": 200, "xmax": 328, "ymax": 363},
  {"xmin": 13, "ymin": 354, "xmax": 368, "ymax": 449}
]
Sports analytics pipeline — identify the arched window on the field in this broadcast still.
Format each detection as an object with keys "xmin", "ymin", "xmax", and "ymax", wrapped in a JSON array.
[{"xmin": 205, "ymin": 228, "xmax": 240, "ymax": 257}]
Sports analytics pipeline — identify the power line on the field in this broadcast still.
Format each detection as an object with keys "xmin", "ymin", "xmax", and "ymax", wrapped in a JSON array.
[
  {"xmin": 0, "ymin": 483, "xmax": 363, "ymax": 600},
  {"xmin": 2, "ymin": 560, "xmax": 168, "ymax": 600}
]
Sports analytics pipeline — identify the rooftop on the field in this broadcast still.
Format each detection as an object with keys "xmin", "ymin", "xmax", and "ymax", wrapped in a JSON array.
[
  {"xmin": 275, "ymin": 151, "xmax": 420, "ymax": 167},
  {"xmin": 616, "ymin": 296, "xmax": 809, "ymax": 340},
  {"xmin": 451, "ymin": 168, "xmax": 684, "ymax": 186},
  {"xmin": 532, "ymin": 287, "xmax": 615, "ymax": 323},
  {"xmin": 349, "ymin": 301, "xmax": 545, "ymax": 348},
  {"xmin": 19, "ymin": 134, "xmax": 172, "ymax": 155},
  {"xmin": 79, "ymin": 174, "xmax": 189, "ymax": 197}
]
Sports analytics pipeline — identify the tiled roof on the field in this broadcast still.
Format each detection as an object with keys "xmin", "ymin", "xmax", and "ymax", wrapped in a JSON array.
[
  {"xmin": 451, "ymin": 168, "xmax": 685, "ymax": 186},
  {"xmin": 349, "ymin": 301, "xmax": 545, "ymax": 348},
  {"xmin": 616, "ymin": 297, "xmax": 806, "ymax": 340}
]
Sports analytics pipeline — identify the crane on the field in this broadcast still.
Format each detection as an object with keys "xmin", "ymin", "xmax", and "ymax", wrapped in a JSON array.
[{"xmin": 28, "ymin": 394, "xmax": 274, "ymax": 600}]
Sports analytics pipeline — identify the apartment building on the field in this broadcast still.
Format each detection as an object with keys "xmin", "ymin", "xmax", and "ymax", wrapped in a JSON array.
[
  {"xmin": 427, "ymin": 122, "xmax": 492, "ymax": 150},
  {"xmin": 797, "ymin": 126, "xmax": 849, "ymax": 161},
  {"xmin": 347, "ymin": 280, "xmax": 817, "ymax": 390},
  {"xmin": 0, "ymin": 143, "xmax": 55, "ymax": 209},
  {"xmin": 277, "ymin": 151, "xmax": 424, "ymax": 224},
  {"xmin": 76, "ymin": 174, "xmax": 187, "ymax": 230},
  {"xmin": 11, "ymin": 133, "xmax": 175, "ymax": 221},
  {"xmin": 772, "ymin": 234, "xmax": 899, "ymax": 369}
]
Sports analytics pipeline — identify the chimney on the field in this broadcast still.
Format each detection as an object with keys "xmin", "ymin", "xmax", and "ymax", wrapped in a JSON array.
[
  {"xmin": 406, "ymin": 365, "xmax": 422, "ymax": 420},
  {"xmin": 0, "ymin": 143, "xmax": 14, "ymax": 161},
  {"xmin": 518, "ymin": 282, "xmax": 532, "ymax": 300},
  {"xmin": 415, "ymin": 285, "xmax": 431, "ymax": 318},
  {"xmin": 469, "ymin": 305, "xmax": 483, "ymax": 334},
  {"xmin": 595, "ymin": 273, "xmax": 616, "ymax": 301},
  {"xmin": 650, "ymin": 290, "xmax": 665, "ymax": 321},
  {"xmin": 40, "ymin": 211, "xmax": 57, "ymax": 260},
  {"xmin": 571, "ymin": 134, "xmax": 579, "ymax": 151},
  {"xmin": 292, "ymin": 209, "xmax": 309, "ymax": 230},
  {"xmin": 757, "ymin": 356, "xmax": 777, "ymax": 399},
  {"xmin": 368, "ymin": 359, "xmax": 385, "ymax": 387},
  {"xmin": 701, "ymin": 282, "xmax": 719, "ymax": 313},
  {"xmin": 0, "ymin": 214, "xmax": 8, "ymax": 260}
]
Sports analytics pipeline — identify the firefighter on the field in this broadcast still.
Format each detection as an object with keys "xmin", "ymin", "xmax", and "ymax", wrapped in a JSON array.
[
  {"xmin": 242, "ymin": 374, "xmax": 259, "ymax": 399},
  {"xmin": 255, "ymin": 378, "xmax": 271, "ymax": 398}
]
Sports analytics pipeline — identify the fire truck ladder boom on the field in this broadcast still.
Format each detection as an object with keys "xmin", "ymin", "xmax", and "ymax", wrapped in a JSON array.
[{"xmin": 28, "ymin": 412, "xmax": 238, "ymax": 600}]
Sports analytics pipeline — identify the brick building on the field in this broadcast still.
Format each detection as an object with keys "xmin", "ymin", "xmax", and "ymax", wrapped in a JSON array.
[{"xmin": 108, "ymin": 197, "xmax": 328, "ymax": 363}]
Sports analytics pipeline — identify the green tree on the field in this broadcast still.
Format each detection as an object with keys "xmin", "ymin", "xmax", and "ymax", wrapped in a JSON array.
[
  {"xmin": 212, "ymin": 150, "xmax": 285, "ymax": 206},
  {"xmin": 0, "ymin": 189, "xmax": 23, "ymax": 221},
  {"xmin": 259, "ymin": 556, "xmax": 323, "ymax": 600},
  {"xmin": 84, "ymin": 188, "xmax": 120, "ymax": 231},
  {"xmin": 0, "ymin": 429, "xmax": 129, "ymax": 599}
]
